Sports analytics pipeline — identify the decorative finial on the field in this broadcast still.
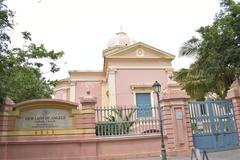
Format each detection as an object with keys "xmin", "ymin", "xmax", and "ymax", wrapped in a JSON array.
[{"xmin": 120, "ymin": 25, "xmax": 123, "ymax": 32}]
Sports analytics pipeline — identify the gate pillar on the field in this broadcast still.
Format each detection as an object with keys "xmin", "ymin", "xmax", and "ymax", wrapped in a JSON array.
[
  {"xmin": 227, "ymin": 79, "xmax": 240, "ymax": 144},
  {"xmin": 160, "ymin": 80, "xmax": 193, "ymax": 157},
  {"xmin": 79, "ymin": 93, "xmax": 97, "ymax": 137}
]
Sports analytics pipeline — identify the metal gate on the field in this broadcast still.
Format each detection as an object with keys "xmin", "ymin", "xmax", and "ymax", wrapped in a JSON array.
[{"xmin": 189, "ymin": 99, "xmax": 239, "ymax": 150}]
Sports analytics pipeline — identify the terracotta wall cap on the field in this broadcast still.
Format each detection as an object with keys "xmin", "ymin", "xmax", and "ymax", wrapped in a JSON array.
[{"xmin": 14, "ymin": 99, "xmax": 78, "ymax": 109}]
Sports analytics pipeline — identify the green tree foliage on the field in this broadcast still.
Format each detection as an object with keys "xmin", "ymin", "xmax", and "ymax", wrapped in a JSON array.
[
  {"xmin": 174, "ymin": 0, "xmax": 240, "ymax": 99},
  {"xmin": 0, "ymin": 0, "xmax": 64, "ymax": 106}
]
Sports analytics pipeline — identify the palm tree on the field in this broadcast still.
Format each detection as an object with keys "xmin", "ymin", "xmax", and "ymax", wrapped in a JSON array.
[{"xmin": 174, "ymin": 33, "xmax": 236, "ymax": 99}]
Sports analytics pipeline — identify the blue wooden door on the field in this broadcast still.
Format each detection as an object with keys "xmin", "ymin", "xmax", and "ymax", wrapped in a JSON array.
[
  {"xmin": 136, "ymin": 93, "xmax": 152, "ymax": 118},
  {"xmin": 189, "ymin": 99, "xmax": 238, "ymax": 150}
]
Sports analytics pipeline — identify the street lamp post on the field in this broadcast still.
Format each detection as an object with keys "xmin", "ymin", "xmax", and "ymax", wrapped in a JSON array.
[{"xmin": 152, "ymin": 81, "xmax": 167, "ymax": 160}]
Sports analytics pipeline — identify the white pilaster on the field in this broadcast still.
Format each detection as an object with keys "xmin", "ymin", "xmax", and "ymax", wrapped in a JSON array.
[
  {"xmin": 62, "ymin": 90, "xmax": 67, "ymax": 100},
  {"xmin": 108, "ymin": 69, "xmax": 116, "ymax": 106},
  {"xmin": 70, "ymin": 81, "xmax": 76, "ymax": 102}
]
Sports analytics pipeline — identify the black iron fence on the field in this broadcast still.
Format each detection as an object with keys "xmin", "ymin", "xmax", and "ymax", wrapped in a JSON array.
[{"xmin": 95, "ymin": 105, "xmax": 161, "ymax": 136}]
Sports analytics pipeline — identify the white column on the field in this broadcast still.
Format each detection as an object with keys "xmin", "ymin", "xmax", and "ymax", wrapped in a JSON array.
[
  {"xmin": 70, "ymin": 81, "xmax": 76, "ymax": 102},
  {"xmin": 108, "ymin": 69, "xmax": 116, "ymax": 106}
]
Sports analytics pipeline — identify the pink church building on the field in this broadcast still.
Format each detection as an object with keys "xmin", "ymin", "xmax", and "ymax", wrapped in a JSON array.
[
  {"xmin": 1, "ymin": 32, "xmax": 240, "ymax": 160},
  {"xmin": 54, "ymin": 31, "xmax": 175, "ymax": 107}
]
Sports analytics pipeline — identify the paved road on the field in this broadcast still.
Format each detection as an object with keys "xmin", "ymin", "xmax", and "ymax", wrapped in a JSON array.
[
  {"xmin": 206, "ymin": 148, "xmax": 240, "ymax": 160},
  {"xmin": 127, "ymin": 148, "xmax": 240, "ymax": 160}
]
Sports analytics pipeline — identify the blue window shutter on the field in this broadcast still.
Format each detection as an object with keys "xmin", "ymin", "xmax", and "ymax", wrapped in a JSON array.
[{"xmin": 136, "ymin": 93, "xmax": 152, "ymax": 117}]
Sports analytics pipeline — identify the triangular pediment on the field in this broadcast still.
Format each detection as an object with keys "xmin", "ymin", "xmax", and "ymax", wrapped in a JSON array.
[{"xmin": 104, "ymin": 42, "xmax": 175, "ymax": 60}]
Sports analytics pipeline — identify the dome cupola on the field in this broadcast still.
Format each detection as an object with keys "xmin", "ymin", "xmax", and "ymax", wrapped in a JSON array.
[
  {"xmin": 103, "ymin": 31, "xmax": 137, "ymax": 56},
  {"xmin": 107, "ymin": 32, "xmax": 136, "ymax": 49}
]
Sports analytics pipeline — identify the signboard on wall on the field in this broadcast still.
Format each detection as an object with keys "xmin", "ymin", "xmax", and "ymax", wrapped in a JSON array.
[
  {"xmin": 16, "ymin": 108, "xmax": 73, "ymax": 129},
  {"xmin": 176, "ymin": 111, "xmax": 183, "ymax": 120}
]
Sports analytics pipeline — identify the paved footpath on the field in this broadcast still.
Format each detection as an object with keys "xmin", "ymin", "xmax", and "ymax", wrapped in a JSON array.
[{"xmin": 127, "ymin": 148, "xmax": 240, "ymax": 160}]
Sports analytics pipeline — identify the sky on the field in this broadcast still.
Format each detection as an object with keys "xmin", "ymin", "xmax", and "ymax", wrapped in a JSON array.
[{"xmin": 6, "ymin": 0, "xmax": 222, "ymax": 80}]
